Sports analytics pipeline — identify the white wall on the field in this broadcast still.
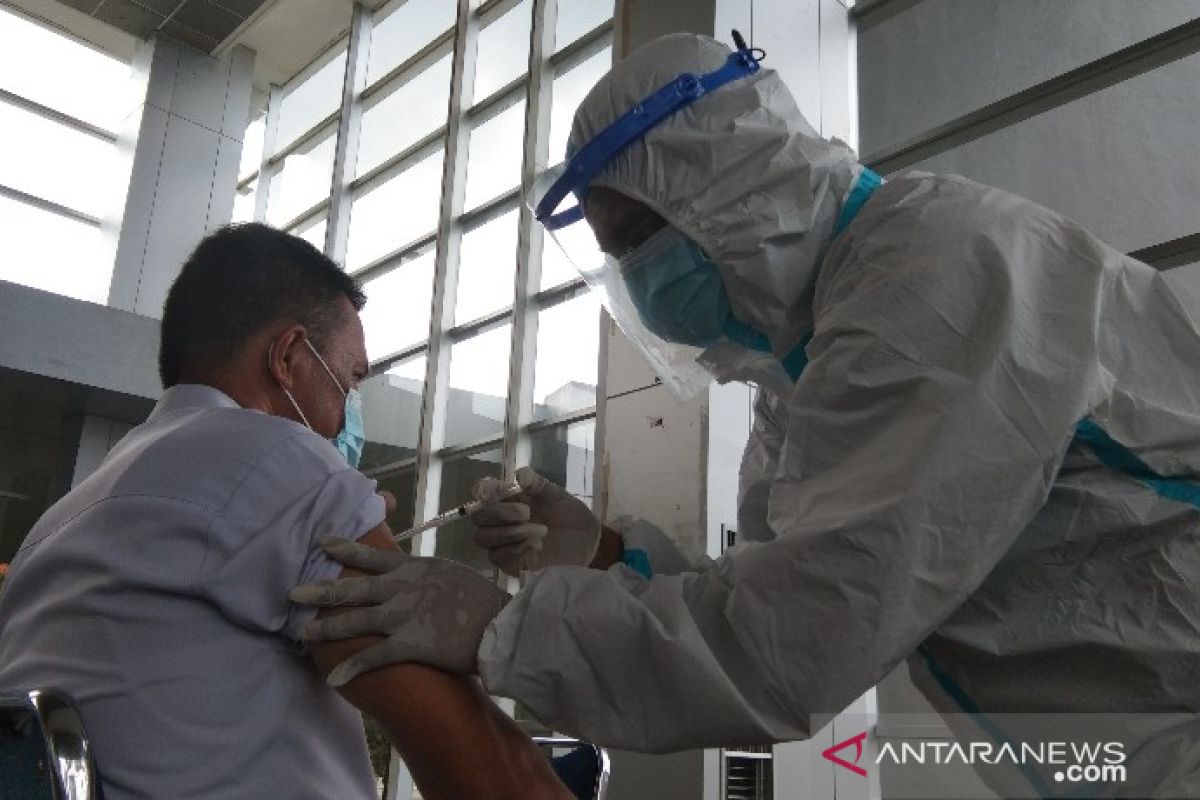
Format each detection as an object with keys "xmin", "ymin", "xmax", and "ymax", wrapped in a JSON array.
[{"xmin": 858, "ymin": 3, "xmax": 1200, "ymax": 798}]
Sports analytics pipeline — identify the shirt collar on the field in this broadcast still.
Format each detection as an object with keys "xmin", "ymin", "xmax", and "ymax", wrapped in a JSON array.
[{"xmin": 150, "ymin": 384, "xmax": 243, "ymax": 419}]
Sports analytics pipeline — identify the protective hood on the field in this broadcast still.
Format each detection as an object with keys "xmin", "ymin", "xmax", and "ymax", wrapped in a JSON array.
[{"xmin": 568, "ymin": 33, "xmax": 861, "ymax": 356}]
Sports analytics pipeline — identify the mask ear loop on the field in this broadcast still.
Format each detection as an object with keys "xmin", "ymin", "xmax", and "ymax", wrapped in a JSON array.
[
  {"xmin": 305, "ymin": 339, "xmax": 349, "ymax": 398},
  {"xmin": 269, "ymin": 341, "xmax": 314, "ymax": 430}
]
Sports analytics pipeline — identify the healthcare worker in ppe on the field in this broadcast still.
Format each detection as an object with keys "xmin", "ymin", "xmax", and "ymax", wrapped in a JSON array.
[{"xmin": 292, "ymin": 32, "xmax": 1200, "ymax": 796}]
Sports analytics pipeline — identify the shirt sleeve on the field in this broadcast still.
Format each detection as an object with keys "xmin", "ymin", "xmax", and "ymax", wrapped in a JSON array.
[{"xmin": 197, "ymin": 431, "xmax": 386, "ymax": 641}]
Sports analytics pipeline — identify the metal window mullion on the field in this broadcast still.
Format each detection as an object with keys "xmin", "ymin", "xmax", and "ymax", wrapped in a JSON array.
[
  {"xmin": 527, "ymin": 406, "xmax": 596, "ymax": 432},
  {"xmin": 457, "ymin": 188, "xmax": 520, "ymax": 229},
  {"xmin": 267, "ymin": 114, "xmax": 339, "ymax": 168},
  {"xmin": 369, "ymin": 342, "xmax": 429, "ymax": 375},
  {"xmin": 411, "ymin": 0, "xmax": 479, "ymax": 558},
  {"xmin": 850, "ymin": 0, "xmax": 925, "ymax": 24},
  {"xmin": 477, "ymin": 0, "xmax": 523, "ymax": 25},
  {"xmin": 467, "ymin": 74, "xmax": 530, "ymax": 121},
  {"xmin": 351, "ymin": 231, "xmax": 439, "ymax": 282},
  {"xmin": 253, "ymin": 87, "xmax": 282, "ymax": 222},
  {"xmin": 348, "ymin": 127, "xmax": 447, "ymax": 196},
  {"xmin": 360, "ymin": 28, "xmax": 456, "ymax": 106},
  {"xmin": 436, "ymin": 434, "xmax": 506, "ymax": 461},
  {"xmin": 1129, "ymin": 232, "xmax": 1200, "ymax": 270},
  {"xmin": 0, "ymin": 183, "xmax": 102, "ymax": 227},
  {"xmin": 0, "ymin": 87, "xmax": 117, "ymax": 144},
  {"xmin": 589, "ymin": 40, "xmax": 620, "ymax": 521},
  {"xmin": 362, "ymin": 454, "xmax": 420, "ymax": 480},
  {"xmin": 447, "ymin": 307, "xmax": 513, "ymax": 342},
  {"xmin": 532, "ymin": 276, "xmax": 587, "ymax": 309},
  {"xmin": 501, "ymin": 0, "xmax": 556, "ymax": 478},
  {"xmin": 280, "ymin": 197, "xmax": 331, "ymax": 233},
  {"xmin": 326, "ymin": 3, "xmax": 373, "ymax": 261},
  {"xmin": 352, "ymin": 232, "xmax": 437, "ymax": 280},
  {"xmin": 547, "ymin": 18, "xmax": 613, "ymax": 72}
]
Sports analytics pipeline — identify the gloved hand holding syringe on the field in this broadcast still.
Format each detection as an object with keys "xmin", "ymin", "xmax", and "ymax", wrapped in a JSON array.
[{"xmin": 391, "ymin": 480, "xmax": 524, "ymax": 543}]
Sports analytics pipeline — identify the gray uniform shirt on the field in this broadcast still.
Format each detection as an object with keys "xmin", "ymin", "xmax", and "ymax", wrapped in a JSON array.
[{"xmin": 0, "ymin": 385, "xmax": 385, "ymax": 799}]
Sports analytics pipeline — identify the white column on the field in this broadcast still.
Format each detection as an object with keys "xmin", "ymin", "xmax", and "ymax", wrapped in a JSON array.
[
  {"xmin": 108, "ymin": 35, "xmax": 255, "ymax": 318},
  {"xmin": 604, "ymin": 2, "xmax": 860, "ymax": 798}
]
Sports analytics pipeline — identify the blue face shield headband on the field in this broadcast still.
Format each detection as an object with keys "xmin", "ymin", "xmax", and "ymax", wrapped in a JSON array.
[
  {"xmin": 533, "ymin": 32, "xmax": 883, "ymax": 394},
  {"xmin": 534, "ymin": 31, "xmax": 764, "ymax": 230}
]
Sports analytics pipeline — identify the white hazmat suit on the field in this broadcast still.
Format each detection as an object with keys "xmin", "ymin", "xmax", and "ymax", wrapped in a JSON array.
[{"xmin": 471, "ymin": 33, "xmax": 1200, "ymax": 794}]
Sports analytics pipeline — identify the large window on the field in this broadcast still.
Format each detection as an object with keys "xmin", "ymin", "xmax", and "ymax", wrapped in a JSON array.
[
  {"xmin": 234, "ymin": 0, "xmax": 613, "ymax": 581},
  {"xmin": 235, "ymin": 12, "xmax": 614, "ymax": 782},
  {"xmin": 0, "ymin": 6, "xmax": 132, "ymax": 304}
]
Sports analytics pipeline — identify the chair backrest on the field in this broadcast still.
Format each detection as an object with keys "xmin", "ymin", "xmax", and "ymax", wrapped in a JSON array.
[
  {"xmin": 0, "ymin": 690, "xmax": 97, "ymax": 800},
  {"xmin": 535, "ymin": 735, "xmax": 610, "ymax": 800}
]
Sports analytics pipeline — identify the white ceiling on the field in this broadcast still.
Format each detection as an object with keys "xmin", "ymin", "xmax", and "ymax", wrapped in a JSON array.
[
  {"xmin": 216, "ymin": 0, "xmax": 387, "ymax": 97},
  {"xmin": 8, "ymin": 0, "xmax": 392, "ymax": 111}
]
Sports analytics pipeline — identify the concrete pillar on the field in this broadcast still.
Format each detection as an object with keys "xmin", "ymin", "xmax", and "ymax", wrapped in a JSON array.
[{"xmin": 109, "ymin": 35, "xmax": 255, "ymax": 318}]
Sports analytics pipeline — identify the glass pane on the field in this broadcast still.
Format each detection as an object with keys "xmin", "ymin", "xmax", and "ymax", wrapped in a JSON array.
[
  {"xmin": 0, "ymin": 103, "xmax": 121, "ymax": 218},
  {"xmin": 275, "ymin": 48, "xmax": 347, "ymax": 151},
  {"xmin": 444, "ymin": 323, "xmax": 511, "ymax": 447},
  {"xmin": 473, "ymin": 0, "xmax": 532, "ymax": 101},
  {"xmin": 554, "ymin": 0, "xmax": 611, "ymax": 53},
  {"xmin": 239, "ymin": 114, "xmax": 266, "ymax": 179},
  {"xmin": 533, "ymin": 294, "xmax": 599, "ymax": 421},
  {"xmin": 361, "ymin": 253, "xmax": 435, "ymax": 361},
  {"xmin": 529, "ymin": 419, "xmax": 595, "ymax": 507},
  {"xmin": 346, "ymin": 149, "xmax": 444, "ymax": 270},
  {"xmin": 436, "ymin": 449, "xmax": 503, "ymax": 573},
  {"xmin": 357, "ymin": 55, "xmax": 451, "ymax": 178},
  {"xmin": 455, "ymin": 210, "xmax": 517, "ymax": 324},
  {"xmin": 231, "ymin": 179, "xmax": 256, "ymax": 223},
  {"xmin": 266, "ymin": 131, "xmax": 336, "ymax": 226},
  {"xmin": 540, "ymin": 213, "xmax": 597, "ymax": 289},
  {"xmin": 359, "ymin": 356, "xmax": 426, "ymax": 473},
  {"xmin": 549, "ymin": 46, "xmax": 611, "ymax": 163},
  {"xmin": 0, "ymin": 6, "xmax": 131, "ymax": 132},
  {"xmin": 0, "ymin": 195, "xmax": 112, "ymax": 304},
  {"xmin": 539, "ymin": 224, "xmax": 576, "ymax": 290},
  {"xmin": 373, "ymin": 467, "xmax": 418, "ymax": 545},
  {"xmin": 367, "ymin": 0, "xmax": 457, "ymax": 86},
  {"xmin": 464, "ymin": 101, "xmax": 525, "ymax": 210},
  {"xmin": 290, "ymin": 214, "xmax": 327, "ymax": 251}
]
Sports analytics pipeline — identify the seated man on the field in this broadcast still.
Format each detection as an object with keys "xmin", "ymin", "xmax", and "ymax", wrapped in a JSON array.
[{"xmin": 0, "ymin": 224, "xmax": 568, "ymax": 799}]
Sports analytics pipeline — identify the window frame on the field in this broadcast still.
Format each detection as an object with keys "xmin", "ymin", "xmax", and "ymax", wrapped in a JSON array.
[{"xmin": 242, "ymin": 0, "xmax": 614, "ymax": 584}]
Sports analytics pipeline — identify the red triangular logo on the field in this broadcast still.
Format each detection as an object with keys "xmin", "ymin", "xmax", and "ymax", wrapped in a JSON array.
[{"xmin": 822, "ymin": 731, "xmax": 868, "ymax": 777}]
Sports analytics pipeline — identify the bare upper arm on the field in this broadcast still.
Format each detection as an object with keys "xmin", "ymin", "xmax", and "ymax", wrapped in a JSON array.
[{"xmin": 307, "ymin": 520, "xmax": 569, "ymax": 799}]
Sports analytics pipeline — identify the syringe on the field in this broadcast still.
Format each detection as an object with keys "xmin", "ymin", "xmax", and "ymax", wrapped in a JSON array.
[{"xmin": 392, "ymin": 480, "xmax": 524, "ymax": 543}]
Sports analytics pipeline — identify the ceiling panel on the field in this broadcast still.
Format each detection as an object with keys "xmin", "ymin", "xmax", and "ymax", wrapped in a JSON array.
[{"xmin": 48, "ymin": 0, "xmax": 269, "ymax": 53}]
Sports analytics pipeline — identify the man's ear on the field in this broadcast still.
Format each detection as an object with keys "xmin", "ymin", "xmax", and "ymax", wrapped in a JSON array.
[{"xmin": 267, "ymin": 324, "xmax": 308, "ymax": 392}]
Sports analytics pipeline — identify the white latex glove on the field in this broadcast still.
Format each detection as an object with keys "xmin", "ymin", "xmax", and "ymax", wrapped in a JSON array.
[
  {"xmin": 289, "ymin": 537, "xmax": 509, "ymax": 685},
  {"xmin": 470, "ymin": 466, "xmax": 601, "ymax": 577}
]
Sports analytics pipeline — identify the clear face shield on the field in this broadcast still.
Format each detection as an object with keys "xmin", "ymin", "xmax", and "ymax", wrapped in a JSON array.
[
  {"xmin": 530, "ymin": 33, "xmax": 765, "ymax": 402},
  {"xmin": 531, "ymin": 167, "xmax": 717, "ymax": 400}
]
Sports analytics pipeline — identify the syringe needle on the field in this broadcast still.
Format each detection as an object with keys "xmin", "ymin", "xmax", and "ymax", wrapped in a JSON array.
[{"xmin": 391, "ymin": 480, "xmax": 523, "ymax": 544}]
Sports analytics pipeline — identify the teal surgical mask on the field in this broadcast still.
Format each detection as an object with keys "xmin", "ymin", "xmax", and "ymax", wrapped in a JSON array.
[
  {"xmin": 621, "ymin": 226, "xmax": 772, "ymax": 352},
  {"xmin": 305, "ymin": 341, "xmax": 366, "ymax": 469},
  {"xmin": 274, "ymin": 340, "xmax": 366, "ymax": 469}
]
